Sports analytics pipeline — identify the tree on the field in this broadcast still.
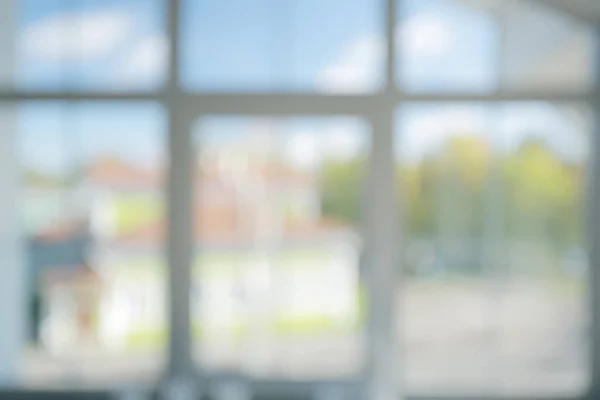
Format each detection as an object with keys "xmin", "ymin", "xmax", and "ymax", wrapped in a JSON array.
[
  {"xmin": 504, "ymin": 137, "xmax": 583, "ymax": 248},
  {"xmin": 319, "ymin": 157, "xmax": 367, "ymax": 226}
]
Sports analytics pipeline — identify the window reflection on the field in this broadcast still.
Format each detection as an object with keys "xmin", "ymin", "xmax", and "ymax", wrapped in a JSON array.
[
  {"xmin": 193, "ymin": 117, "xmax": 370, "ymax": 379},
  {"xmin": 11, "ymin": 0, "xmax": 166, "ymax": 91},
  {"xmin": 399, "ymin": 0, "xmax": 595, "ymax": 93},
  {"xmin": 181, "ymin": 0, "xmax": 383, "ymax": 92},
  {"xmin": 398, "ymin": 103, "xmax": 590, "ymax": 396},
  {"xmin": 18, "ymin": 102, "xmax": 166, "ymax": 387}
]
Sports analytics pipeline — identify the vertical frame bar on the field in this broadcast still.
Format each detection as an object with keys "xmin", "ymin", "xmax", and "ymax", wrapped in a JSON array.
[
  {"xmin": 0, "ymin": 108, "xmax": 24, "ymax": 386},
  {"xmin": 167, "ymin": 0, "xmax": 181, "ymax": 92},
  {"xmin": 482, "ymin": 107, "xmax": 506, "ymax": 392},
  {"xmin": 164, "ymin": 0, "xmax": 197, "ymax": 386},
  {"xmin": 367, "ymin": 0, "xmax": 400, "ymax": 397},
  {"xmin": 0, "ymin": 0, "xmax": 24, "ymax": 386},
  {"xmin": 166, "ymin": 109, "xmax": 194, "ymax": 379},
  {"xmin": 588, "ymin": 26, "xmax": 600, "ymax": 398},
  {"xmin": 365, "ymin": 107, "xmax": 400, "ymax": 400},
  {"xmin": 385, "ymin": 0, "xmax": 397, "ymax": 92}
]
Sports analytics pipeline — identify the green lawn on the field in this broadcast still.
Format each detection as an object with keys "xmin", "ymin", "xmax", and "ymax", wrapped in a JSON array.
[
  {"xmin": 127, "ymin": 313, "xmax": 363, "ymax": 350},
  {"xmin": 113, "ymin": 196, "xmax": 162, "ymax": 234},
  {"xmin": 109, "ymin": 249, "xmax": 339, "ymax": 280}
]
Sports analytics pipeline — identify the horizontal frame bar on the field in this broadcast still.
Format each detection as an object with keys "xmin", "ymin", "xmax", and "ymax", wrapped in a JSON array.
[
  {"xmin": 0, "ymin": 90, "xmax": 593, "ymax": 104},
  {"xmin": 0, "ymin": 387, "xmax": 586, "ymax": 400},
  {"xmin": 0, "ymin": 91, "xmax": 160, "ymax": 101},
  {"xmin": 400, "ymin": 92, "xmax": 595, "ymax": 103}
]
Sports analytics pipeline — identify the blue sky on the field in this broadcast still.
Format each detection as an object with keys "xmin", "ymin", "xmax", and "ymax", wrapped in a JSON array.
[
  {"xmin": 13, "ymin": 0, "xmax": 593, "ymax": 173},
  {"xmin": 17, "ymin": 102, "xmax": 166, "ymax": 173},
  {"xmin": 18, "ymin": 0, "xmax": 164, "ymax": 91},
  {"xmin": 401, "ymin": 0, "xmax": 497, "ymax": 92}
]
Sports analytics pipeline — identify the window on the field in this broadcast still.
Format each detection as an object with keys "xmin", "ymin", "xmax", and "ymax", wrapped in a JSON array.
[
  {"xmin": 1, "ymin": 0, "xmax": 167, "ymax": 91},
  {"xmin": 180, "ymin": 0, "xmax": 384, "ymax": 92},
  {"xmin": 192, "ymin": 117, "xmax": 369, "ymax": 379},
  {"xmin": 500, "ymin": 2, "xmax": 595, "ymax": 92},
  {"xmin": 16, "ymin": 102, "xmax": 167, "ymax": 387},
  {"xmin": 398, "ymin": 102, "xmax": 591, "ymax": 396},
  {"xmin": 399, "ymin": 0, "xmax": 596, "ymax": 93},
  {"xmin": 399, "ymin": 0, "xmax": 497, "ymax": 92},
  {"xmin": 0, "ymin": 0, "xmax": 597, "ymax": 399}
]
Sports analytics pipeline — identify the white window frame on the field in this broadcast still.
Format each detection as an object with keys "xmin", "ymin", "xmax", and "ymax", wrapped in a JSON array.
[{"xmin": 0, "ymin": 0, "xmax": 598, "ymax": 399}]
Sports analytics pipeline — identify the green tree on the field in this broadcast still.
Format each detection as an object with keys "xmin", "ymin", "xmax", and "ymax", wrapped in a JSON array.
[
  {"xmin": 504, "ymin": 137, "xmax": 583, "ymax": 248},
  {"xmin": 319, "ymin": 157, "xmax": 367, "ymax": 226}
]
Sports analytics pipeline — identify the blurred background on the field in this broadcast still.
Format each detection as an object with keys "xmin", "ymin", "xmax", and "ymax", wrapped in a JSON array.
[{"xmin": 0, "ymin": 0, "xmax": 597, "ymax": 399}]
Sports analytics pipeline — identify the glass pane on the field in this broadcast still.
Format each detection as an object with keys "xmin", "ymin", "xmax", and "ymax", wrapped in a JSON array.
[
  {"xmin": 8, "ymin": 0, "xmax": 166, "ymax": 91},
  {"xmin": 399, "ymin": 0, "xmax": 596, "ymax": 93},
  {"xmin": 497, "ymin": 103, "xmax": 590, "ymax": 396},
  {"xmin": 398, "ymin": 104, "xmax": 497, "ymax": 394},
  {"xmin": 397, "ymin": 103, "xmax": 590, "ymax": 396},
  {"xmin": 15, "ymin": 102, "xmax": 166, "ymax": 388},
  {"xmin": 500, "ymin": 1, "xmax": 595, "ymax": 92},
  {"xmin": 192, "ymin": 117, "xmax": 369, "ymax": 380},
  {"xmin": 399, "ymin": 0, "xmax": 498, "ymax": 92},
  {"xmin": 181, "ymin": 0, "xmax": 383, "ymax": 93}
]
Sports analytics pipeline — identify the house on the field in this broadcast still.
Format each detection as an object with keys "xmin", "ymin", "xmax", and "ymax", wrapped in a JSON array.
[
  {"xmin": 37, "ymin": 150, "xmax": 361, "ymax": 351},
  {"xmin": 27, "ymin": 219, "xmax": 101, "ymax": 354}
]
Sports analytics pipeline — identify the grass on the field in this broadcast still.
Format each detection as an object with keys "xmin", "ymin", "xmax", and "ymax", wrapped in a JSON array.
[
  {"xmin": 125, "ymin": 290, "xmax": 366, "ymax": 349},
  {"xmin": 113, "ymin": 196, "xmax": 162, "ymax": 235},
  {"xmin": 126, "ymin": 313, "xmax": 363, "ymax": 350},
  {"xmin": 104, "ymin": 247, "xmax": 364, "ymax": 351},
  {"xmin": 105, "ymin": 250, "xmax": 339, "ymax": 282},
  {"xmin": 122, "ymin": 279, "xmax": 582, "ymax": 351}
]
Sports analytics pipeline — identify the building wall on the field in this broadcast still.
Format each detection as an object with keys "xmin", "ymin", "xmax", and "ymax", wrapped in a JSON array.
[{"xmin": 94, "ymin": 243, "xmax": 360, "ymax": 350}]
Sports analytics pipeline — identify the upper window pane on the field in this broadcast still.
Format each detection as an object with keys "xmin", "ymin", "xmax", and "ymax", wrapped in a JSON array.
[
  {"xmin": 399, "ymin": 0, "xmax": 596, "ymax": 93},
  {"xmin": 2, "ymin": 0, "xmax": 166, "ymax": 91},
  {"xmin": 181, "ymin": 0, "xmax": 383, "ymax": 93},
  {"xmin": 399, "ymin": 0, "xmax": 498, "ymax": 92},
  {"xmin": 500, "ymin": 1, "xmax": 595, "ymax": 92}
]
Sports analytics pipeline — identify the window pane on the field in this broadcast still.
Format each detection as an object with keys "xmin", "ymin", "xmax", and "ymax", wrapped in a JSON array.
[
  {"xmin": 399, "ymin": 0, "xmax": 498, "ymax": 92},
  {"xmin": 397, "ymin": 103, "xmax": 590, "ymax": 396},
  {"xmin": 398, "ymin": 103, "xmax": 497, "ymax": 394},
  {"xmin": 500, "ymin": 1, "xmax": 595, "ymax": 92},
  {"xmin": 399, "ymin": 0, "xmax": 596, "ymax": 93},
  {"xmin": 15, "ymin": 102, "xmax": 166, "ymax": 388},
  {"xmin": 181, "ymin": 0, "xmax": 383, "ymax": 93},
  {"xmin": 497, "ymin": 103, "xmax": 590, "ymax": 395},
  {"xmin": 5, "ymin": 0, "xmax": 167, "ymax": 91},
  {"xmin": 193, "ymin": 117, "xmax": 369, "ymax": 379}
]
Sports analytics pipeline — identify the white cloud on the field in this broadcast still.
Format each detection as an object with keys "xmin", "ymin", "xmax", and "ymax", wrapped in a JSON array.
[
  {"xmin": 21, "ymin": 7, "xmax": 132, "ymax": 61},
  {"xmin": 317, "ymin": 15, "xmax": 453, "ymax": 92},
  {"xmin": 318, "ymin": 37, "xmax": 384, "ymax": 93},
  {"xmin": 117, "ymin": 34, "xmax": 167, "ymax": 84},
  {"xmin": 402, "ymin": 15, "xmax": 453, "ymax": 58}
]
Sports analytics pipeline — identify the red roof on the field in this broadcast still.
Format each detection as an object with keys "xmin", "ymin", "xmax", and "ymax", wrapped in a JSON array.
[
  {"xmin": 88, "ymin": 157, "xmax": 162, "ymax": 188},
  {"xmin": 36, "ymin": 158, "xmax": 343, "ymax": 247},
  {"xmin": 88, "ymin": 157, "xmax": 313, "ymax": 190},
  {"xmin": 198, "ymin": 162, "xmax": 314, "ymax": 188},
  {"xmin": 43, "ymin": 264, "xmax": 101, "ymax": 289},
  {"xmin": 110, "ymin": 212, "xmax": 351, "ymax": 247},
  {"xmin": 33, "ymin": 220, "xmax": 87, "ymax": 243}
]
